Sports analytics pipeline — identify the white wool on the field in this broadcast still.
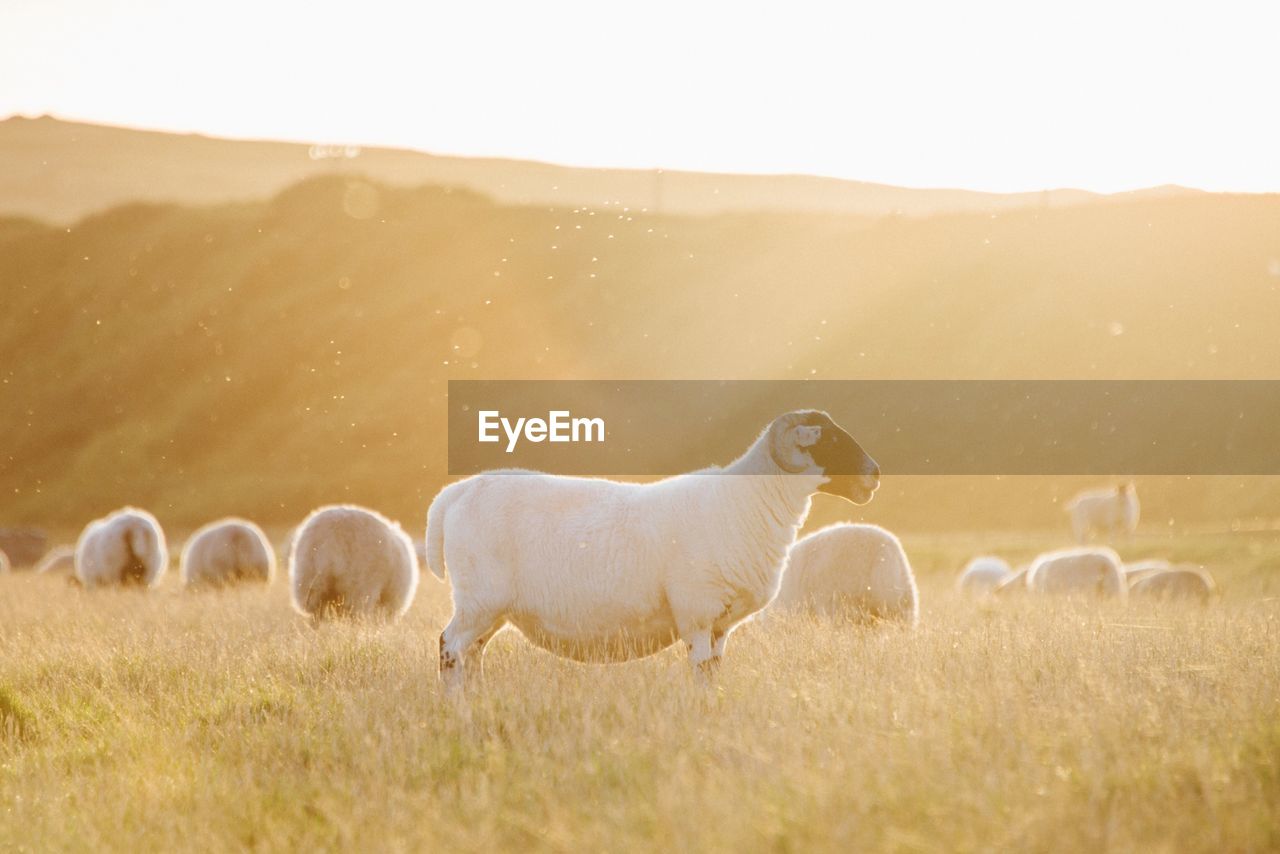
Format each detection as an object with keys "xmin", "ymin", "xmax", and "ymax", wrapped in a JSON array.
[
  {"xmin": 425, "ymin": 410, "xmax": 880, "ymax": 684},
  {"xmin": 773, "ymin": 524, "xmax": 918, "ymax": 625},
  {"xmin": 0, "ymin": 548, "xmax": 9, "ymax": 574},
  {"xmin": 180, "ymin": 518, "xmax": 276, "ymax": 588},
  {"xmin": 1066, "ymin": 483, "xmax": 1139, "ymax": 543},
  {"xmin": 1027, "ymin": 546, "xmax": 1127, "ymax": 601},
  {"xmin": 289, "ymin": 504, "xmax": 419, "ymax": 620},
  {"xmin": 74, "ymin": 507, "xmax": 168, "ymax": 589},
  {"xmin": 957, "ymin": 555, "xmax": 1013, "ymax": 595},
  {"xmin": 1129, "ymin": 566, "xmax": 1216, "ymax": 604}
]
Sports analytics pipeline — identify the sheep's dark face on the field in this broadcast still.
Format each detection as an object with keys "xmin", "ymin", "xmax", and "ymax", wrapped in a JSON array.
[
  {"xmin": 808, "ymin": 415, "xmax": 879, "ymax": 505},
  {"xmin": 777, "ymin": 410, "xmax": 879, "ymax": 504}
]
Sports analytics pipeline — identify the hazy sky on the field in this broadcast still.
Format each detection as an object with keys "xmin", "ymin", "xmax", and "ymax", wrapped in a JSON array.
[{"xmin": 3, "ymin": 0, "xmax": 1278, "ymax": 193}]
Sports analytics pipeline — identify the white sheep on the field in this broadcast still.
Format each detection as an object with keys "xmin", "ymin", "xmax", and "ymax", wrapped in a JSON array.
[
  {"xmin": 772, "ymin": 524, "xmax": 917, "ymax": 625},
  {"xmin": 289, "ymin": 505, "xmax": 419, "ymax": 620},
  {"xmin": 74, "ymin": 507, "xmax": 168, "ymax": 589},
  {"xmin": 0, "ymin": 548, "xmax": 9, "ymax": 575},
  {"xmin": 1026, "ymin": 546, "xmax": 1127, "ymax": 601},
  {"xmin": 1128, "ymin": 566, "xmax": 1216, "ymax": 604},
  {"xmin": 1066, "ymin": 482, "xmax": 1139, "ymax": 543},
  {"xmin": 957, "ymin": 555, "xmax": 1013, "ymax": 596},
  {"xmin": 180, "ymin": 518, "xmax": 276, "ymax": 588},
  {"xmin": 425, "ymin": 410, "xmax": 880, "ymax": 685},
  {"xmin": 34, "ymin": 545, "xmax": 76, "ymax": 575}
]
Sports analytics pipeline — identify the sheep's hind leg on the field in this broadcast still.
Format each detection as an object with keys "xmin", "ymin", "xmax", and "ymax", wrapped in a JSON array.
[
  {"xmin": 463, "ymin": 623, "xmax": 503, "ymax": 680},
  {"xmin": 711, "ymin": 629, "xmax": 729, "ymax": 664},
  {"xmin": 439, "ymin": 610, "xmax": 502, "ymax": 692}
]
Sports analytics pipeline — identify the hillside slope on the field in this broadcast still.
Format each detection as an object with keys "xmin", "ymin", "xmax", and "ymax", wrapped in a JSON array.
[
  {"xmin": 2, "ymin": 177, "xmax": 1279, "ymax": 531},
  {"xmin": 0, "ymin": 115, "xmax": 1197, "ymax": 224}
]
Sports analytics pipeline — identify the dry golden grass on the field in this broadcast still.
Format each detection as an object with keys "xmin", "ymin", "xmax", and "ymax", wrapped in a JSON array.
[{"xmin": 2, "ymin": 533, "xmax": 1278, "ymax": 852}]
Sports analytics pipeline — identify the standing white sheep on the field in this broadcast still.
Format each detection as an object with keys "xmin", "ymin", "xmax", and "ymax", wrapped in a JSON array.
[
  {"xmin": 1066, "ymin": 483, "xmax": 1139, "ymax": 543},
  {"xmin": 289, "ymin": 505, "xmax": 419, "ymax": 620},
  {"xmin": 0, "ymin": 548, "xmax": 9, "ymax": 575},
  {"xmin": 180, "ymin": 518, "xmax": 276, "ymax": 588},
  {"xmin": 34, "ymin": 545, "xmax": 76, "ymax": 575},
  {"xmin": 74, "ymin": 507, "xmax": 168, "ymax": 589},
  {"xmin": 1129, "ymin": 566, "xmax": 1216, "ymax": 604},
  {"xmin": 425, "ymin": 410, "xmax": 880, "ymax": 685},
  {"xmin": 1026, "ymin": 546, "xmax": 1127, "ymax": 601},
  {"xmin": 957, "ymin": 556, "xmax": 1013, "ymax": 596},
  {"xmin": 772, "ymin": 524, "xmax": 917, "ymax": 625}
]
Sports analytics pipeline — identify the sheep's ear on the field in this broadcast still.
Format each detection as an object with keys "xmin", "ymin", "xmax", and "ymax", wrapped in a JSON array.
[{"xmin": 769, "ymin": 419, "xmax": 818, "ymax": 473}]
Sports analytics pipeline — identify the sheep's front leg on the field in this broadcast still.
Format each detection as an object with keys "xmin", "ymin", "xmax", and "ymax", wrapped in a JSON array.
[{"xmin": 684, "ymin": 628, "xmax": 716, "ymax": 683}]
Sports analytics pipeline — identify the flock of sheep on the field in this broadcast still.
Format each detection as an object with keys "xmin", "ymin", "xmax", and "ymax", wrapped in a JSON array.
[
  {"xmin": 3, "ymin": 410, "xmax": 1216, "ymax": 687},
  {"xmin": 958, "ymin": 482, "xmax": 1216, "ymax": 604}
]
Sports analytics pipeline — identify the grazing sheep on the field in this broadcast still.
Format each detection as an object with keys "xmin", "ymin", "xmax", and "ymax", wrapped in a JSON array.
[
  {"xmin": 180, "ymin": 518, "xmax": 276, "ymax": 588},
  {"xmin": 289, "ymin": 505, "xmax": 419, "ymax": 620},
  {"xmin": 74, "ymin": 507, "xmax": 168, "ymax": 589},
  {"xmin": 1066, "ymin": 482, "xmax": 1139, "ymax": 543},
  {"xmin": 1129, "ymin": 566, "xmax": 1216, "ymax": 604},
  {"xmin": 1027, "ymin": 546, "xmax": 1127, "ymax": 601},
  {"xmin": 957, "ymin": 556, "xmax": 1013, "ymax": 595},
  {"xmin": 773, "ymin": 524, "xmax": 917, "ymax": 626},
  {"xmin": 34, "ymin": 545, "xmax": 76, "ymax": 575},
  {"xmin": 0, "ymin": 548, "xmax": 9, "ymax": 575},
  {"xmin": 426, "ymin": 409, "xmax": 880, "ymax": 685}
]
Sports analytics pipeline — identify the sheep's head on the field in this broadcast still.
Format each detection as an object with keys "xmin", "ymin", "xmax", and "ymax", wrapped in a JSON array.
[{"xmin": 769, "ymin": 410, "xmax": 880, "ymax": 504}]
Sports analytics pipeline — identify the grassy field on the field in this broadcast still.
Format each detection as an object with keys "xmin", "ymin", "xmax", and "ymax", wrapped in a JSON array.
[{"xmin": 2, "ymin": 530, "xmax": 1278, "ymax": 852}]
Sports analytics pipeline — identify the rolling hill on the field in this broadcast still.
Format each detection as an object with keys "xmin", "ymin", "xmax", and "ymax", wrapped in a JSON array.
[
  {"xmin": 0, "ymin": 115, "xmax": 1199, "ymax": 225},
  {"xmin": 2, "ymin": 174, "xmax": 1279, "ymax": 534}
]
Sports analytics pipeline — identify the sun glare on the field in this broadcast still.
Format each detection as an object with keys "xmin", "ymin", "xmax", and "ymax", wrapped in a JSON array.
[{"xmin": 2, "ymin": 0, "xmax": 1278, "ymax": 193}]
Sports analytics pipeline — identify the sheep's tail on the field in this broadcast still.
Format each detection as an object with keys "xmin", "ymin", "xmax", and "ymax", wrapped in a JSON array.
[{"xmin": 425, "ymin": 481, "xmax": 464, "ymax": 581}]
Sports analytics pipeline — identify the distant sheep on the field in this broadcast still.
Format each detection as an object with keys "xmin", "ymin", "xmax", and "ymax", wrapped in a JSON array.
[
  {"xmin": 289, "ymin": 505, "xmax": 419, "ymax": 620},
  {"xmin": 180, "ymin": 518, "xmax": 276, "ymax": 588},
  {"xmin": 34, "ymin": 545, "xmax": 76, "ymax": 575},
  {"xmin": 957, "ymin": 556, "xmax": 1013, "ymax": 595},
  {"xmin": 1129, "ymin": 566, "xmax": 1216, "ymax": 604},
  {"xmin": 1027, "ymin": 546, "xmax": 1126, "ymax": 601},
  {"xmin": 0, "ymin": 548, "xmax": 9, "ymax": 575},
  {"xmin": 1066, "ymin": 483, "xmax": 1139, "ymax": 542},
  {"xmin": 773, "ymin": 524, "xmax": 917, "ymax": 625},
  {"xmin": 74, "ymin": 507, "xmax": 168, "ymax": 589},
  {"xmin": 426, "ymin": 410, "xmax": 879, "ymax": 685}
]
